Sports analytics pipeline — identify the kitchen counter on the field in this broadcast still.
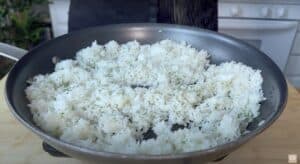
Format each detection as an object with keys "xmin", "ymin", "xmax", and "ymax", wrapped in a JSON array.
[{"xmin": 0, "ymin": 76, "xmax": 299, "ymax": 164}]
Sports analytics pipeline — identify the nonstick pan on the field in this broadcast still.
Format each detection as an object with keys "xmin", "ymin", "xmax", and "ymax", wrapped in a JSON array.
[{"xmin": 0, "ymin": 23, "xmax": 287, "ymax": 164}]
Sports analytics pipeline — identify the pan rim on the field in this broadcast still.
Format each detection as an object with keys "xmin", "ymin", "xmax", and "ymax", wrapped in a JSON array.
[{"xmin": 4, "ymin": 23, "xmax": 288, "ymax": 160}]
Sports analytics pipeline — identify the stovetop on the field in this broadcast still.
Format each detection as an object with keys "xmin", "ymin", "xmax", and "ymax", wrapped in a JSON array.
[
  {"xmin": 219, "ymin": 0, "xmax": 300, "ymax": 5},
  {"xmin": 219, "ymin": 0, "xmax": 300, "ymax": 20}
]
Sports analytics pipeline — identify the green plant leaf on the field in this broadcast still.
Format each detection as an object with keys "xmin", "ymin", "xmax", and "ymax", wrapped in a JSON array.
[{"xmin": 0, "ymin": 0, "xmax": 49, "ymax": 49}]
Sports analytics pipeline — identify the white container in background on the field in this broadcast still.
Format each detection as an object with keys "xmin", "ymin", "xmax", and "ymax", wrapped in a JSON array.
[{"xmin": 49, "ymin": 0, "xmax": 70, "ymax": 37}]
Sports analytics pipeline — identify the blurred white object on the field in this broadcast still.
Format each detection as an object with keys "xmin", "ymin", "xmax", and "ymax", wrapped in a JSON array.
[
  {"xmin": 49, "ymin": 0, "xmax": 70, "ymax": 37},
  {"xmin": 230, "ymin": 6, "xmax": 241, "ymax": 16}
]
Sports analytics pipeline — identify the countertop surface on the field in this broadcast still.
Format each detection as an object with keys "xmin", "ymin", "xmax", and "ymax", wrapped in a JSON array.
[{"xmin": 0, "ymin": 76, "xmax": 299, "ymax": 164}]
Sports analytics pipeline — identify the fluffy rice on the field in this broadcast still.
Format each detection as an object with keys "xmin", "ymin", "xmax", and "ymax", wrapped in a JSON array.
[{"xmin": 25, "ymin": 40, "xmax": 264, "ymax": 154}]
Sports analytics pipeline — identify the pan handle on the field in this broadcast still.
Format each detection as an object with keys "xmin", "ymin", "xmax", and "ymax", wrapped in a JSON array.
[{"xmin": 0, "ymin": 42, "xmax": 28, "ymax": 61}]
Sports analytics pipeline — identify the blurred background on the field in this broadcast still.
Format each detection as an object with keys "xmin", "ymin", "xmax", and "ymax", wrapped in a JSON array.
[
  {"xmin": 0, "ymin": 0, "xmax": 51, "ymax": 77},
  {"xmin": 1, "ymin": 0, "xmax": 300, "ymax": 90}
]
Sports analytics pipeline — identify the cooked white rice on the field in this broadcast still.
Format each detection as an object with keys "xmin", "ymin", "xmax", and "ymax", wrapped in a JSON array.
[{"xmin": 25, "ymin": 40, "xmax": 264, "ymax": 154}]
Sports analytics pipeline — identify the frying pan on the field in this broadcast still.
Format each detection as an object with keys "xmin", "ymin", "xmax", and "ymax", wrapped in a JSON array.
[{"xmin": 0, "ymin": 23, "xmax": 287, "ymax": 164}]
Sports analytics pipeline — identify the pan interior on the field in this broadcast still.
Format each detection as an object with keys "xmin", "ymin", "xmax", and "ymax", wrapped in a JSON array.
[{"xmin": 6, "ymin": 24, "xmax": 287, "ymax": 155}]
